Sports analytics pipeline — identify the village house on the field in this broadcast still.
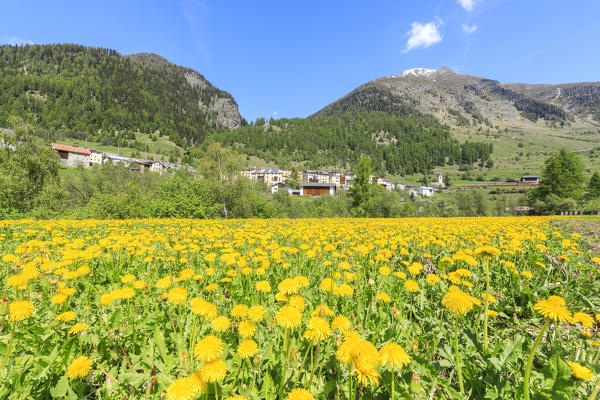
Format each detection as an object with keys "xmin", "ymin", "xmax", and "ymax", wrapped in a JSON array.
[
  {"xmin": 271, "ymin": 182, "xmax": 293, "ymax": 194},
  {"xmin": 52, "ymin": 143, "xmax": 92, "ymax": 167},
  {"xmin": 330, "ymin": 172, "xmax": 355, "ymax": 186},
  {"xmin": 89, "ymin": 149, "xmax": 103, "ymax": 165},
  {"xmin": 417, "ymin": 186, "xmax": 435, "ymax": 197},
  {"xmin": 128, "ymin": 160, "xmax": 152, "ymax": 173},
  {"xmin": 302, "ymin": 170, "xmax": 331, "ymax": 184},
  {"xmin": 299, "ymin": 182, "xmax": 337, "ymax": 196},
  {"xmin": 242, "ymin": 168, "xmax": 291, "ymax": 185},
  {"xmin": 376, "ymin": 177, "xmax": 395, "ymax": 191}
]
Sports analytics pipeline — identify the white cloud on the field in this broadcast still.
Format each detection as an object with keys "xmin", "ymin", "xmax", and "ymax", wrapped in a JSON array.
[
  {"xmin": 462, "ymin": 24, "xmax": 478, "ymax": 34},
  {"xmin": 457, "ymin": 0, "xmax": 481, "ymax": 11},
  {"xmin": 4, "ymin": 37, "xmax": 34, "ymax": 46},
  {"xmin": 404, "ymin": 20, "xmax": 443, "ymax": 52}
]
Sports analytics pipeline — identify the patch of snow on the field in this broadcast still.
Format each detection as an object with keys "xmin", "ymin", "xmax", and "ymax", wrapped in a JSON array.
[{"xmin": 396, "ymin": 67, "xmax": 437, "ymax": 78}]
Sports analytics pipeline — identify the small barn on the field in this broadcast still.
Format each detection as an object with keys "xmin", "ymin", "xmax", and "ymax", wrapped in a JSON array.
[
  {"xmin": 520, "ymin": 176, "xmax": 540, "ymax": 183},
  {"xmin": 299, "ymin": 182, "xmax": 336, "ymax": 196},
  {"xmin": 52, "ymin": 143, "xmax": 91, "ymax": 167}
]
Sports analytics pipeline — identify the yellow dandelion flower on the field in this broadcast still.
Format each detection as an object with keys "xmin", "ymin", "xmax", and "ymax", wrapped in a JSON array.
[
  {"xmin": 426, "ymin": 274, "xmax": 440, "ymax": 285},
  {"xmin": 307, "ymin": 316, "xmax": 331, "ymax": 341},
  {"xmin": 311, "ymin": 304, "xmax": 334, "ymax": 317},
  {"xmin": 55, "ymin": 311, "xmax": 76, "ymax": 322},
  {"xmin": 474, "ymin": 245, "xmax": 501, "ymax": 257},
  {"xmin": 156, "ymin": 276, "xmax": 171, "ymax": 289},
  {"xmin": 166, "ymin": 377, "xmax": 196, "ymax": 400},
  {"xmin": 567, "ymin": 361, "xmax": 594, "ymax": 380},
  {"xmin": 67, "ymin": 356, "xmax": 93, "ymax": 379},
  {"xmin": 404, "ymin": 280, "xmax": 419, "ymax": 292},
  {"xmin": 286, "ymin": 388, "xmax": 314, "ymax": 400},
  {"xmin": 51, "ymin": 294, "xmax": 68, "ymax": 305},
  {"xmin": 572, "ymin": 312, "xmax": 594, "ymax": 328},
  {"xmin": 166, "ymin": 286, "xmax": 187, "ymax": 304},
  {"xmin": 377, "ymin": 292, "xmax": 391, "ymax": 303},
  {"xmin": 287, "ymin": 295, "xmax": 306, "ymax": 311},
  {"xmin": 274, "ymin": 305, "xmax": 302, "ymax": 329},
  {"xmin": 194, "ymin": 335, "xmax": 223, "ymax": 362},
  {"xmin": 331, "ymin": 315, "xmax": 351, "ymax": 332},
  {"xmin": 211, "ymin": 316, "xmax": 231, "ymax": 333},
  {"xmin": 255, "ymin": 281, "xmax": 271, "ymax": 293},
  {"xmin": 237, "ymin": 339, "xmax": 259, "ymax": 359},
  {"xmin": 189, "ymin": 371, "xmax": 208, "ymax": 396},
  {"xmin": 238, "ymin": 320, "xmax": 257, "ymax": 338},
  {"xmin": 442, "ymin": 289, "xmax": 475, "ymax": 314},
  {"xmin": 231, "ymin": 304, "xmax": 249, "ymax": 319},
  {"xmin": 247, "ymin": 305, "xmax": 266, "ymax": 323},
  {"xmin": 199, "ymin": 359, "xmax": 228, "ymax": 383},
  {"xmin": 379, "ymin": 342, "xmax": 410, "ymax": 369},
  {"xmin": 69, "ymin": 323, "xmax": 88, "ymax": 335},
  {"xmin": 533, "ymin": 298, "xmax": 572, "ymax": 323},
  {"xmin": 9, "ymin": 300, "xmax": 35, "ymax": 321}
]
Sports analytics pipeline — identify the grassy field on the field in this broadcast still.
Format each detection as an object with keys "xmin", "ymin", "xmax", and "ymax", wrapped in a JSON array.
[{"xmin": 58, "ymin": 132, "xmax": 186, "ymax": 163}]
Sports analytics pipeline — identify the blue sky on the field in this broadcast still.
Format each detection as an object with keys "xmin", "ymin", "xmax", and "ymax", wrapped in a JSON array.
[{"xmin": 2, "ymin": 1, "xmax": 600, "ymax": 121}]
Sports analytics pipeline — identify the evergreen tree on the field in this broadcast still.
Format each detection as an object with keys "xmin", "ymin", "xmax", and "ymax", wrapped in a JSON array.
[
  {"xmin": 533, "ymin": 149, "xmax": 585, "ymax": 200},
  {"xmin": 351, "ymin": 156, "xmax": 376, "ymax": 217},
  {"xmin": 588, "ymin": 172, "xmax": 600, "ymax": 199}
]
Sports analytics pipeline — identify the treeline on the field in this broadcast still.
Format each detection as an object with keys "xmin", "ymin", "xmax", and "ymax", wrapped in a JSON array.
[
  {"xmin": 210, "ymin": 111, "xmax": 492, "ymax": 175},
  {"xmin": 0, "ymin": 44, "xmax": 237, "ymax": 147},
  {"xmin": 490, "ymin": 86, "xmax": 571, "ymax": 123}
]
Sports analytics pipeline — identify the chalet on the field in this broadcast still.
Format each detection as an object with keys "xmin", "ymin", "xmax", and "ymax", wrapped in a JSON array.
[
  {"xmin": 299, "ymin": 182, "xmax": 336, "ymax": 196},
  {"xmin": 520, "ymin": 176, "xmax": 540, "ymax": 184},
  {"xmin": 302, "ymin": 170, "xmax": 331, "ymax": 183},
  {"xmin": 52, "ymin": 143, "xmax": 92, "ymax": 167},
  {"xmin": 417, "ymin": 186, "xmax": 434, "ymax": 197}
]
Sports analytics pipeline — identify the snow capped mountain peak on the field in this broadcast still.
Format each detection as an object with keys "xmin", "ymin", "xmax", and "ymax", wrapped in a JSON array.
[{"xmin": 399, "ymin": 67, "xmax": 437, "ymax": 77}]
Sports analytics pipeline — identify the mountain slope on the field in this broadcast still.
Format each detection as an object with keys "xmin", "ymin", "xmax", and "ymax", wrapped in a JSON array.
[
  {"xmin": 0, "ymin": 44, "xmax": 241, "ymax": 147},
  {"xmin": 314, "ymin": 67, "xmax": 600, "ymax": 132},
  {"xmin": 503, "ymin": 81, "xmax": 600, "ymax": 122}
]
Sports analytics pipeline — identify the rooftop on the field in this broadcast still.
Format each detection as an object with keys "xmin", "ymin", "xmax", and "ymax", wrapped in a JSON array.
[
  {"xmin": 300, "ymin": 182, "xmax": 336, "ymax": 187},
  {"xmin": 52, "ymin": 143, "xmax": 91, "ymax": 155}
]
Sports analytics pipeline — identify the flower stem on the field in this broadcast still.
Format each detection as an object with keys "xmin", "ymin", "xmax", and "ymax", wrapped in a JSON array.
[
  {"xmin": 279, "ymin": 329, "xmax": 290, "ymax": 398},
  {"xmin": 454, "ymin": 318, "xmax": 464, "ymax": 396},
  {"xmin": 483, "ymin": 259, "xmax": 490, "ymax": 353},
  {"xmin": 391, "ymin": 368, "xmax": 395, "ymax": 400},
  {"xmin": 292, "ymin": 343, "xmax": 313, "ymax": 389},
  {"xmin": 1, "ymin": 322, "xmax": 15, "ymax": 370},
  {"xmin": 308, "ymin": 341, "xmax": 320, "ymax": 388},
  {"xmin": 523, "ymin": 319, "xmax": 549, "ymax": 400}
]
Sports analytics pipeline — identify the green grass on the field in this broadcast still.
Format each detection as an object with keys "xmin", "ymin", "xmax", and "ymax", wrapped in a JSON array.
[{"xmin": 58, "ymin": 132, "xmax": 186, "ymax": 163}]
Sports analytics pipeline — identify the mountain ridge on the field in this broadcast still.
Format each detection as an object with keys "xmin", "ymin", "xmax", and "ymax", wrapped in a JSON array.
[
  {"xmin": 0, "ymin": 44, "xmax": 242, "ymax": 147},
  {"xmin": 313, "ymin": 66, "xmax": 600, "ymax": 132}
]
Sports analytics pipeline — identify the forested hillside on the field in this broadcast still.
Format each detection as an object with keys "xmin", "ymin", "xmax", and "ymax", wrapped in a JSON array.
[
  {"xmin": 211, "ymin": 110, "xmax": 492, "ymax": 174},
  {"xmin": 0, "ymin": 44, "xmax": 241, "ymax": 147}
]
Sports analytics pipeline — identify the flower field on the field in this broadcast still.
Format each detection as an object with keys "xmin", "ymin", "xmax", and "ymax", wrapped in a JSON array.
[{"xmin": 2, "ymin": 217, "xmax": 600, "ymax": 400}]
